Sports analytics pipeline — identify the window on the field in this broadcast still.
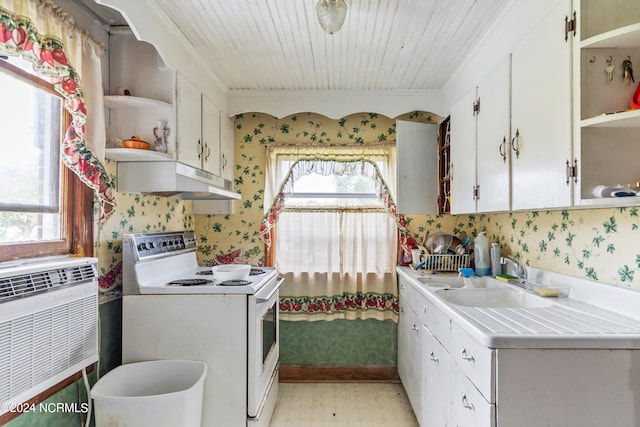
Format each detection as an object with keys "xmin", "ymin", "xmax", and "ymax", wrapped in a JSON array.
[
  {"xmin": 270, "ymin": 151, "xmax": 399, "ymax": 321},
  {"xmin": 0, "ymin": 57, "xmax": 93, "ymax": 261}
]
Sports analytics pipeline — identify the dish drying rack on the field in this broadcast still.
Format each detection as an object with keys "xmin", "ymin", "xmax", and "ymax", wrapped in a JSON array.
[{"xmin": 414, "ymin": 253, "xmax": 470, "ymax": 272}]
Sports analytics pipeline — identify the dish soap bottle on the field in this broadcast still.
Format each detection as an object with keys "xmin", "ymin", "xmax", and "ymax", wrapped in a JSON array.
[{"xmin": 473, "ymin": 231, "xmax": 491, "ymax": 276}]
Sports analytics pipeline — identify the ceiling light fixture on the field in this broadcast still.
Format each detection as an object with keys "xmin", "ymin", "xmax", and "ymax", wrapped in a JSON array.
[{"xmin": 316, "ymin": 0, "xmax": 348, "ymax": 35}]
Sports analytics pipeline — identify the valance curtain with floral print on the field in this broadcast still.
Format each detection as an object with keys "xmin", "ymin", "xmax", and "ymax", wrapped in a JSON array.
[
  {"xmin": 262, "ymin": 145, "xmax": 410, "ymax": 322},
  {"xmin": 0, "ymin": 0, "xmax": 115, "ymax": 219}
]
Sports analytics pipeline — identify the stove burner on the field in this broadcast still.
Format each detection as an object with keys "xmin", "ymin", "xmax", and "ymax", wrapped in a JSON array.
[
  {"xmin": 167, "ymin": 279, "xmax": 212, "ymax": 286},
  {"xmin": 219, "ymin": 280, "xmax": 252, "ymax": 286}
]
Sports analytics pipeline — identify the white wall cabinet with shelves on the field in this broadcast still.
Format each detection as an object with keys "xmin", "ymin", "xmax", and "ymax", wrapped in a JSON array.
[{"xmin": 575, "ymin": 1, "xmax": 640, "ymax": 207}]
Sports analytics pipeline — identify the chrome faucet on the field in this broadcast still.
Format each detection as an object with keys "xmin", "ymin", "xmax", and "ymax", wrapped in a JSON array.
[{"xmin": 500, "ymin": 256, "xmax": 527, "ymax": 285}]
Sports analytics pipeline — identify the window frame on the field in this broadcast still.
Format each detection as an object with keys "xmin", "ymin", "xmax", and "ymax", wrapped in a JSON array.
[{"xmin": 0, "ymin": 59, "xmax": 93, "ymax": 261}]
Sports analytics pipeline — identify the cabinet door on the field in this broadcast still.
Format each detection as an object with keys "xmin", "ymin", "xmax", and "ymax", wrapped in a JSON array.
[
  {"xmin": 397, "ymin": 279, "xmax": 421, "ymax": 418},
  {"xmin": 449, "ymin": 89, "xmax": 478, "ymax": 214},
  {"xmin": 510, "ymin": 0, "xmax": 573, "ymax": 210},
  {"xmin": 220, "ymin": 113, "xmax": 235, "ymax": 182},
  {"xmin": 202, "ymin": 95, "xmax": 221, "ymax": 176},
  {"xmin": 421, "ymin": 327, "xmax": 450, "ymax": 427},
  {"xmin": 477, "ymin": 56, "xmax": 511, "ymax": 212},
  {"xmin": 175, "ymin": 73, "xmax": 202, "ymax": 169},
  {"xmin": 396, "ymin": 121, "xmax": 438, "ymax": 214}
]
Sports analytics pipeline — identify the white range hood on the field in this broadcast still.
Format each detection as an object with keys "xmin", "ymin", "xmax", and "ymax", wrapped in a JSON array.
[{"xmin": 116, "ymin": 161, "xmax": 240, "ymax": 200}]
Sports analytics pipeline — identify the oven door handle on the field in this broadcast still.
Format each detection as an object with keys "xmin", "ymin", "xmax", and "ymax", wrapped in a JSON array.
[{"xmin": 256, "ymin": 277, "xmax": 284, "ymax": 304}]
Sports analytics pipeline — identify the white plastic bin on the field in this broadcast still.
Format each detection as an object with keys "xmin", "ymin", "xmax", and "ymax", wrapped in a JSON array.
[{"xmin": 91, "ymin": 360, "xmax": 207, "ymax": 427}]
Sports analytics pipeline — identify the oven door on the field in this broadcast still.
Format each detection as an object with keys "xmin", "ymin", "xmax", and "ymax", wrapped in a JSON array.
[{"xmin": 248, "ymin": 275, "xmax": 283, "ymax": 418}]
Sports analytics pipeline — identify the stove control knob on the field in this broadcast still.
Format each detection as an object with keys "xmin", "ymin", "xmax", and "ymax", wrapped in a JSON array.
[
  {"xmin": 137, "ymin": 242, "xmax": 148, "ymax": 251},
  {"xmin": 161, "ymin": 241, "xmax": 168, "ymax": 247},
  {"xmin": 148, "ymin": 242, "xmax": 155, "ymax": 249}
]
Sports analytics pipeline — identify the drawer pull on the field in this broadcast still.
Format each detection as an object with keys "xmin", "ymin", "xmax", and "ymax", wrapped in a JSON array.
[
  {"xmin": 411, "ymin": 324, "xmax": 419, "ymax": 331},
  {"xmin": 428, "ymin": 352, "xmax": 438, "ymax": 362},
  {"xmin": 461, "ymin": 394, "xmax": 475, "ymax": 411},
  {"xmin": 460, "ymin": 348, "xmax": 475, "ymax": 362}
]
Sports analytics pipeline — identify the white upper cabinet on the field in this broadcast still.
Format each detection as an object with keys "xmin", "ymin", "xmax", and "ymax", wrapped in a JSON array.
[
  {"xmin": 575, "ymin": 0, "xmax": 640, "ymax": 207},
  {"xmin": 176, "ymin": 73, "xmax": 227, "ymax": 178},
  {"xmin": 202, "ymin": 96, "xmax": 222, "ymax": 176},
  {"xmin": 175, "ymin": 73, "xmax": 203, "ymax": 170},
  {"xmin": 476, "ymin": 56, "xmax": 511, "ymax": 213},
  {"xmin": 449, "ymin": 89, "xmax": 478, "ymax": 214},
  {"xmin": 450, "ymin": 57, "xmax": 511, "ymax": 215},
  {"xmin": 510, "ymin": 0, "xmax": 573, "ymax": 211},
  {"xmin": 396, "ymin": 121, "xmax": 438, "ymax": 214}
]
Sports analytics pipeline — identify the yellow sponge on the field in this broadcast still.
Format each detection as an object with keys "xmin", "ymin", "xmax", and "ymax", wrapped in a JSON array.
[
  {"xmin": 533, "ymin": 286, "xmax": 560, "ymax": 297},
  {"xmin": 496, "ymin": 274, "xmax": 518, "ymax": 282}
]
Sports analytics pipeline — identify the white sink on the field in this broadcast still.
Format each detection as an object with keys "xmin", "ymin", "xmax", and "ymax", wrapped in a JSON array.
[
  {"xmin": 416, "ymin": 275, "xmax": 465, "ymax": 288},
  {"xmin": 435, "ymin": 287, "xmax": 554, "ymax": 308}
]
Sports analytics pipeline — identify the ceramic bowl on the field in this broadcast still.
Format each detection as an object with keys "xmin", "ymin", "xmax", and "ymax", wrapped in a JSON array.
[{"xmin": 211, "ymin": 264, "xmax": 251, "ymax": 281}]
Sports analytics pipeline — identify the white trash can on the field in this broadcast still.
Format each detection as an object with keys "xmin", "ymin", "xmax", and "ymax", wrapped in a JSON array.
[{"xmin": 91, "ymin": 360, "xmax": 207, "ymax": 427}]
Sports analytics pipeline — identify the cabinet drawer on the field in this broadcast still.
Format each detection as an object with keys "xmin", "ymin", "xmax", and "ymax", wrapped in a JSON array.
[
  {"xmin": 451, "ymin": 322, "xmax": 495, "ymax": 403},
  {"xmin": 423, "ymin": 298, "xmax": 450, "ymax": 349},
  {"xmin": 451, "ymin": 366, "xmax": 495, "ymax": 427}
]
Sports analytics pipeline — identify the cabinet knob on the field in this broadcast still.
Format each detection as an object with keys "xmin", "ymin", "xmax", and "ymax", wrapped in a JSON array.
[
  {"xmin": 461, "ymin": 394, "xmax": 475, "ymax": 410},
  {"xmin": 428, "ymin": 352, "xmax": 438, "ymax": 362},
  {"xmin": 460, "ymin": 348, "xmax": 475, "ymax": 362},
  {"xmin": 411, "ymin": 324, "xmax": 418, "ymax": 331}
]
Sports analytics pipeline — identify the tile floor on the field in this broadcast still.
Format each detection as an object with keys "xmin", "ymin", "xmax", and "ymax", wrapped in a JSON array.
[{"xmin": 269, "ymin": 382, "xmax": 419, "ymax": 427}]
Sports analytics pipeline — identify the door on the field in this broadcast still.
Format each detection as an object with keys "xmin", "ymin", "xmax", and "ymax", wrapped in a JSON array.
[
  {"xmin": 396, "ymin": 121, "xmax": 438, "ymax": 214},
  {"xmin": 175, "ymin": 73, "xmax": 202, "ymax": 169},
  {"xmin": 202, "ymin": 95, "xmax": 221, "ymax": 175},
  {"xmin": 422, "ymin": 326, "xmax": 451, "ymax": 427},
  {"xmin": 510, "ymin": 0, "xmax": 573, "ymax": 210},
  {"xmin": 449, "ymin": 89, "xmax": 478, "ymax": 214},
  {"xmin": 477, "ymin": 55, "xmax": 511, "ymax": 212},
  {"xmin": 220, "ymin": 113, "xmax": 235, "ymax": 181}
]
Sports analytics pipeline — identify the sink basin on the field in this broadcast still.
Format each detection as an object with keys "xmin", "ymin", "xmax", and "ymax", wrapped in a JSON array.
[
  {"xmin": 435, "ymin": 287, "xmax": 554, "ymax": 308},
  {"xmin": 416, "ymin": 276, "xmax": 465, "ymax": 288}
]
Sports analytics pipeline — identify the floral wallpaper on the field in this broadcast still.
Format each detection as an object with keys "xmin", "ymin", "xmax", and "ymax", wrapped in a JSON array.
[
  {"xmin": 193, "ymin": 111, "xmax": 440, "ymax": 266},
  {"xmin": 193, "ymin": 111, "xmax": 640, "ymax": 293},
  {"xmin": 94, "ymin": 159, "xmax": 193, "ymax": 293},
  {"xmin": 473, "ymin": 208, "xmax": 640, "ymax": 289}
]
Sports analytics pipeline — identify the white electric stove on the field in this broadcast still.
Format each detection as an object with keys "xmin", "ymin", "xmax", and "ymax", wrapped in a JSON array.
[{"xmin": 121, "ymin": 230, "xmax": 282, "ymax": 427}]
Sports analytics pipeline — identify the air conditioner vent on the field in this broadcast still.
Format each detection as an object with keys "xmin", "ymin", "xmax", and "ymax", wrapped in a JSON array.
[{"xmin": 0, "ymin": 264, "xmax": 97, "ymax": 303}]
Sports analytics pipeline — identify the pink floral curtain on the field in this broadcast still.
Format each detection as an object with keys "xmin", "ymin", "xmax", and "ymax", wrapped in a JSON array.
[{"xmin": 0, "ymin": 2, "xmax": 115, "ymax": 219}]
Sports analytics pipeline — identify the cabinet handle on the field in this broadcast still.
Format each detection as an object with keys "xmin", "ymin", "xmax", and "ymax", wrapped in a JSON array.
[
  {"xmin": 511, "ymin": 129, "xmax": 520, "ymax": 159},
  {"xmin": 449, "ymin": 162, "xmax": 454, "ymax": 180},
  {"xmin": 499, "ymin": 136, "xmax": 507, "ymax": 163},
  {"xmin": 428, "ymin": 352, "xmax": 438, "ymax": 362},
  {"xmin": 197, "ymin": 139, "xmax": 202, "ymax": 160},
  {"xmin": 422, "ymin": 305, "xmax": 427, "ymax": 313},
  {"xmin": 461, "ymin": 394, "xmax": 475, "ymax": 411},
  {"xmin": 205, "ymin": 142, "xmax": 211, "ymax": 160},
  {"xmin": 400, "ymin": 306, "xmax": 404, "ymax": 313},
  {"xmin": 460, "ymin": 348, "xmax": 475, "ymax": 362},
  {"xmin": 411, "ymin": 324, "xmax": 418, "ymax": 331},
  {"xmin": 222, "ymin": 154, "xmax": 228, "ymax": 169}
]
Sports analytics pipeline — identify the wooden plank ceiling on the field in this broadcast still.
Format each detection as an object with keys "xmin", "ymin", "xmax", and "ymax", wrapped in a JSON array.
[{"xmin": 139, "ymin": 0, "xmax": 514, "ymax": 92}]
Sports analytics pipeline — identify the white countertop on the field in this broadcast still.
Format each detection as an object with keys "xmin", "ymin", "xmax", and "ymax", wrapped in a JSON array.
[{"xmin": 397, "ymin": 266, "xmax": 640, "ymax": 349}]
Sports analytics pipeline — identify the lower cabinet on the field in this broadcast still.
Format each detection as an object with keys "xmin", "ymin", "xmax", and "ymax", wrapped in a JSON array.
[
  {"xmin": 398, "ymin": 278, "xmax": 422, "ymax": 419},
  {"xmin": 421, "ymin": 326, "xmax": 450, "ymax": 427},
  {"xmin": 398, "ymin": 274, "xmax": 640, "ymax": 427}
]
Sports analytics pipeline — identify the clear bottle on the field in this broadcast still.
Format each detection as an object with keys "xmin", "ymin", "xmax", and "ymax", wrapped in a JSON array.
[
  {"xmin": 490, "ymin": 243, "xmax": 501, "ymax": 277},
  {"xmin": 473, "ymin": 231, "xmax": 491, "ymax": 276}
]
